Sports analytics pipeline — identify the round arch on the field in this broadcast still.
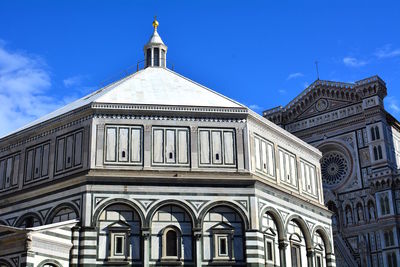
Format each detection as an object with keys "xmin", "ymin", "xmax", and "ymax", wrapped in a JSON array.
[
  {"xmin": 37, "ymin": 259, "xmax": 62, "ymax": 267},
  {"xmin": 45, "ymin": 202, "xmax": 80, "ymax": 224},
  {"xmin": 92, "ymin": 198, "xmax": 145, "ymax": 228},
  {"xmin": 285, "ymin": 214, "xmax": 313, "ymax": 250},
  {"xmin": 259, "ymin": 206, "xmax": 285, "ymax": 241},
  {"xmin": 145, "ymin": 199, "xmax": 197, "ymax": 228},
  {"xmin": 311, "ymin": 225, "xmax": 333, "ymax": 254},
  {"xmin": 198, "ymin": 200, "xmax": 249, "ymax": 230},
  {"xmin": 0, "ymin": 259, "xmax": 12, "ymax": 267},
  {"xmin": 14, "ymin": 212, "xmax": 43, "ymax": 227}
]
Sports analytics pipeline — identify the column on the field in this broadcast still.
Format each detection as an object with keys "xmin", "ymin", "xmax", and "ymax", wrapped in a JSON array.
[
  {"xmin": 278, "ymin": 240, "xmax": 288, "ymax": 267},
  {"xmin": 193, "ymin": 228, "xmax": 202, "ymax": 267},
  {"xmin": 142, "ymin": 228, "xmax": 150, "ymax": 267},
  {"xmin": 307, "ymin": 249, "xmax": 315, "ymax": 267}
]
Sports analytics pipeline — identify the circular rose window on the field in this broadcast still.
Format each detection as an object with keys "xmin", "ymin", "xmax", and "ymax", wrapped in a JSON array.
[{"xmin": 320, "ymin": 151, "xmax": 349, "ymax": 186}]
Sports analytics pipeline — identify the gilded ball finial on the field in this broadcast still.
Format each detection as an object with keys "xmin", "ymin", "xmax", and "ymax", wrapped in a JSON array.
[{"xmin": 152, "ymin": 16, "xmax": 159, "ymax": 30}]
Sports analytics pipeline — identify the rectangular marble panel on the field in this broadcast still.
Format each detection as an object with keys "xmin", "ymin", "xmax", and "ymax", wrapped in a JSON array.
[
  {"xmin": 290, "ymin": 155, "xmax": 296, "ymax": 186},
  {"xmin": 131, "ymin": 128, "xmax": 141, "ymax": 163},
  {"xmin": 33, "ymin": 146, "xmax": 42, "ymax": 179},
  {"xmin": 26, "ymin": 149, "xmax": 34, "ymax": 181},
  {"xmin": 56, "ymin": 138, "xmax": 65, "ymax": 172},
  {"xmin": 212, "ymin": 131, "xmax": 222, "ymax": 164},
  {"xmin": 224, "ymin": 131, "xmax": 235, "ymax": 165},
  {"xmin": 177, "ymin": 130, "xmax": 188, "ymax": 164},
  {"xmin": 74, "ymin": 131, "xmax": 82, "ymax": 166},
  {"xmin": 118, "ymin": 128, "xmax": 129, "ymax": 162},
  {"xmin": 199, "ymin": 130, "xmax": 210, "ymax": 164},
  {"xmin": 267, "ymin": 143, "xmax": 274, "ymax": 176},
  {"xmin": 0, "ymin": 160, "xmax": 5, "ymax": 189},
  {"xmin": 12, "ymin": 154, "xmax": 19, "ymax": 186},
  {"xmin": 165, "ymin": 129, "xmax": 176, "ymax": 163},
  {"xmin": 5, "ymin": 157, "xmax": 12, "ymax": 188},
  {"xmin": 279, "ymin": 150, "xmax": 285, "ymax": 181},
  {"xmin": 65, "ymin": 135, "xmax": 74, "ymax": 169},
  {"xmin": 42, "ymin": 143, "xmax": 49, "ymax": 177},
  {"xmin": 261, "ymin": 140, "xmax": 267, "ymax": 172},
  {"xmin": 153, "ymin": 129, "xmax": 164, "ymax": 163},
  {"xmin": 106, "ymin": 128, "xmax": 117, "ymax": 162}
]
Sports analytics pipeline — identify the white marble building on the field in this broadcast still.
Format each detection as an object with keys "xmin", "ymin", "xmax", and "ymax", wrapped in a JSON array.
[
  {"xmin": 0, "ymin": 19, "xmax": 334, "ymax": 267},
  {"xmin": 264, "ymin": 77, "xmax": 400, "ymax": 266}
]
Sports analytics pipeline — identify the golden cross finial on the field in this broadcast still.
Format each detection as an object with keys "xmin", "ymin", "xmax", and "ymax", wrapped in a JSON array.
[{"xmin": 152, "ymin": 16, "xmax": 159, "ymax": 30}]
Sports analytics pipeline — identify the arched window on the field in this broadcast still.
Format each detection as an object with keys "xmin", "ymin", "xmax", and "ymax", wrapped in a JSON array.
[
  {"xmin": 50, "ymin": 207, "xmax": 77, "ymax": 223},
  {"xmin": 378, "ymin": 146, "xmax": 383, "ymax": 160},
  {"xmin": 162, "ymin": 226, "xmax": 181, "ymax": 259},
  {"xmin": 375, "ymin": 126, "xmax": 380, "ymax": 140},
  {"xmin": 166, "ymin": 229, "xmax": 178, "ymax": 256},
  {"xmin": 0, "ymin": 261, "xmax": 11, "ymax": 267},
  {"xmin": 17, "ymin": 215, "xmax": 41, "ymax": 228},
  {"xmin": 98, "ymin": 203, "xmax": 142, "ymax": 262},
  {"xmin": 152, "ymin": 205, "xmax": 193, "ymax": 262},
  {"xmin": 374, "ymin": 147, "xmax": 378, "ymax": 161},
  {"xmin": 371, "ymin": 128, "xmax": 376, "ymax": 141}
]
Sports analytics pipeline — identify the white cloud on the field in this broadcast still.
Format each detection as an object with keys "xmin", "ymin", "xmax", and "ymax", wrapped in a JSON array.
[
  {"xmin": 249, "ymin": 104, "xmax": 263, "ymax": 111},
  {"xmin": 278, "ymin": 89, "xmax": 287, "ymax": 95},
  {"xmin": 0, "ymin": 42, "xmax": 66, "ymax": 137},
  {"xmin": 63, "ymin": 75, "xmax": 85, "ymax": 88},
  {"xmin": 386, "ymin": 96, "xmax": 400, "ymax": 114},
  {"xmin": 375, "ymin": 44, "xmax": 400, "ymax": 59},
  {"xmin": 343, "ymin": 57, "xmax": 367, "ymax": 67},
  {"xmin": 287, "ymin": 72, "xmax": 304, "ymax": 80}
]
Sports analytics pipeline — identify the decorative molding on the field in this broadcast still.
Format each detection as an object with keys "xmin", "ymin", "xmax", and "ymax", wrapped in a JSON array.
[
  {"xmin": 6, "ymin": 217, "xmax": 17, "ymax": 226},
  {"xmin": 0, "ymin": 115, "xmax": 92, "ymax": 153},
  {"xmin": 92, "ymin": 103, "xmax": 248, "ymax": 114},
  {"xmin": 94, "ymin": 113, "xmax": 247, "ymax": 124},
  {"xmin": 38, "ymin": 208, "xmax": 51, "ymax": 220},
  {"xmin": 136, "ymin": 198, "xmax": 157, "ymax": 210},
  {"xmin": 186, "ymin": 199, "xmax": 208, "ymax": 212},
  {"xmin": 234, "ymin": 200, "xmax": 248, "ymax": 211},
  {"xmin": 95, "ymin": 197, "xmax": 107, "ymax": 207}
]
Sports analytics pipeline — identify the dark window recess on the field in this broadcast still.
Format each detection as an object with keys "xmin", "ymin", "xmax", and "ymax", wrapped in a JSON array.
[
  {"xmin": 267, "ymin": 242, "xmax": 273, "ymax": 261},
  {"xmin": 215, "ymin": 153, "xmax": 220, "ymax": 160},
  {"xmin": 169, "ymin": 152, "xmax": 173, "ymax": 159},
  {"xmin": 166, "ymin": 230, "xmax": 177, "ymax": 256},
  {"xmin": 6, "ymin": 177, "xmax": 9, "ymax": 183},
  {"xmin": 154, "ymin": 48, "xmax": 160, "ymax": 66},
  {"xmin": 220, "ymin": 238, "xmax": 227, "ymax": 255},
  {"xmin": 287, "ymin": 175, "xmax": 290, "ymax": 181},
  {"xmin": 122, "ymin": 151, "xmax": 126, "ymax": 158},
  {"xmin": 67, "ymin": 157, "xmax": 71, "ymax": 164},
  {"xmin": 35, "ymin": 168, "xmax": 39, "ymax": 174},
  {"xmin": 115, "ymin": 236, "xmax": 123, "ymax": 254},
  {"xmin": 263, "ymin": 163, "xmax": 267, "ymax": 169},
  {"xmin": 25, "ymin": 217, "xmax": 34, "ymax": 228},
  {"xmin": 146, "ymin": 48, "xmax": 151, "ymax": 67}
]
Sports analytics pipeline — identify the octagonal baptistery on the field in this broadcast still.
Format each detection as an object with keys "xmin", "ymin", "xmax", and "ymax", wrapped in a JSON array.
[{"xmin": 0, "ymin": 20, "xmax": 334, "ymax": 267}]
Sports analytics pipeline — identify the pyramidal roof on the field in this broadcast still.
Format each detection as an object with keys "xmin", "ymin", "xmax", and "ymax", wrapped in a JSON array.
[{"xmin": 3, "ymin": 67, "xmax": 245, "ymax": 138}]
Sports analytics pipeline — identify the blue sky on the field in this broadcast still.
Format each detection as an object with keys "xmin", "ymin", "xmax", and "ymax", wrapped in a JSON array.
[{"xmin": 0, "ymin": 0, "xmax": 400, "ymax": 136}]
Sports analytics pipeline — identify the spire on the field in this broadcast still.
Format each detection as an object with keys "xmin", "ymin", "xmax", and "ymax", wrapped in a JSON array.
[{"xmin": 144, "ymin": 17, "xmax": 167, "ymax": 68}]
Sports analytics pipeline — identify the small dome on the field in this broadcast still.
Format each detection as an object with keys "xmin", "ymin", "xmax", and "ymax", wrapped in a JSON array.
[{"xmin": 146, "ymin": 30, "xmax": 165, "ymax": 45}]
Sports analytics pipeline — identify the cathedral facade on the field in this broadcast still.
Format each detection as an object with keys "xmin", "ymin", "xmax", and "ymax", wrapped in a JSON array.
[
  {"xmin": 263, "ymin": 78, "xmax": 400, "ymax": 266},
  {"xmin": 0, "ymin": 21, "xmax": 334, "ymax": 267}
]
